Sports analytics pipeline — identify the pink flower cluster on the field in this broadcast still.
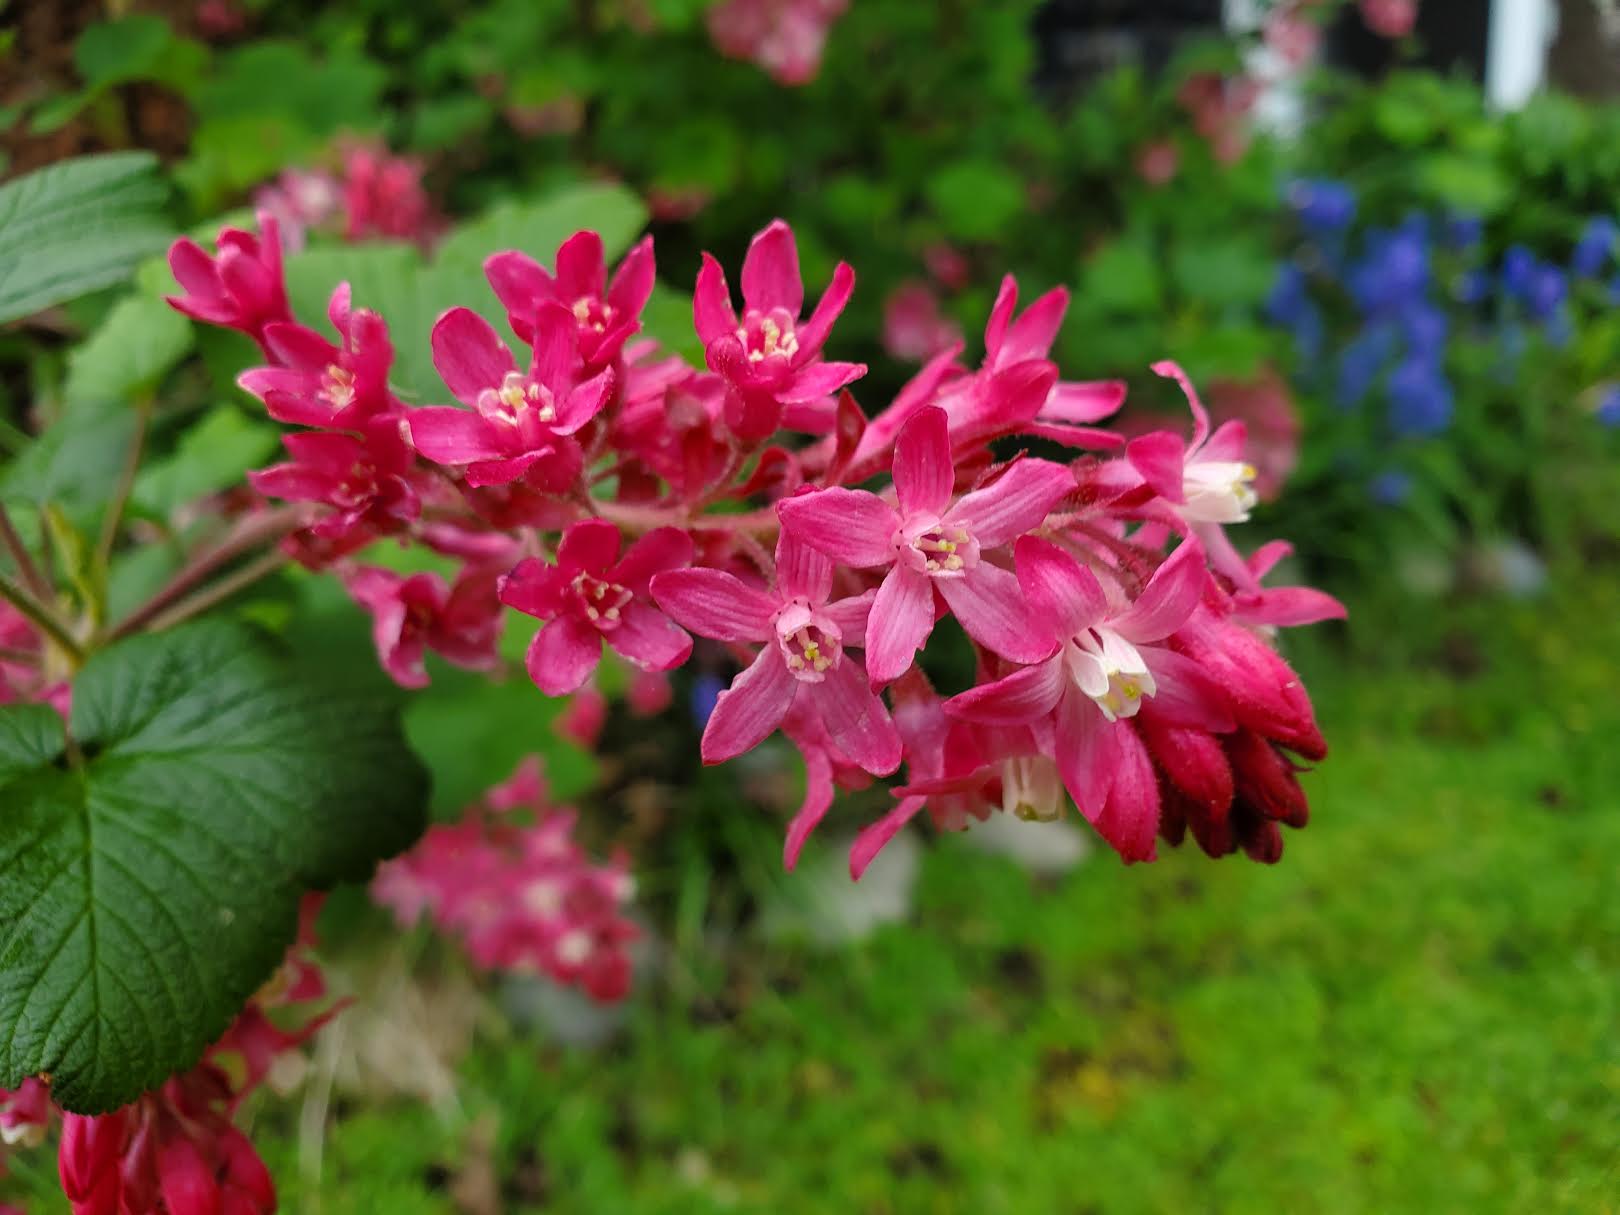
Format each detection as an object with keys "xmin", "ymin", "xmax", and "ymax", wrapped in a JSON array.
[
  {"xmin": 707, "ymin": 0, "xmax": 849, "ymax": 86},
  {"xmin": 371, "ymin": 757, "xmax": 638, "ymax": 1001},
  {"xmin": 254, "ymin": 142, "xmax": 441, "ymax": 252},
  {"xmin": 169, "ymin": 210, "xmax": 1342, "ymax": 881},
  {"xmin": 8, "ymin": 901, "xmax": 339, "ymax": 1215}
]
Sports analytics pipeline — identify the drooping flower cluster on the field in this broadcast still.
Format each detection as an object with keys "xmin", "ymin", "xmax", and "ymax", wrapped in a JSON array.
[
  {"xmin": 706, "ymin": 0, "xmax": 849, "ymax": 86},
  {"xmin": 254, "ymin": 141, "xmax": 442, "ymax": 252},
  {"xmin": 168, "ymin": 210, "xmax": 1342, "ymax": 883},
  {"xmin": 9, "ymin": 900, "xmax": 339, "ymax": 1215},
  {"xmin": 371, "ymin": 757, "xmax": 638, "ymax": 1001}
]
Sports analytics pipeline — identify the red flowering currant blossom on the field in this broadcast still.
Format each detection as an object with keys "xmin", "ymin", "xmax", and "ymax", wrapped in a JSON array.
[
  {"xmin": 486, "ymin": 229, "xmax": 656, "ymax": 374},
  {"xmin": 340, "ymin": 141, "xmax": 441, "ymax": 245},
  {"xmin": 345, "ymin": 563, "xmax": 505, "ymax": 689},
  {"xmin": 237, "ymin": 283, "xmax": 396, "ymax": 429},
  {"xmin": 883, "ymin": 281, "xmax": 962, "ymax": 363},
  {"xmin": 652, "ymin": 533, "xmax": 900, "ymax": 775},
  {"xmin": 706, "ymin": 0, "xmax": 849, "ymax": 86},
  {"xmin": 694, "ymin": 219, "xmax": 865, "ymax": 438},
  {"xmin": 1, "ymin": 1078, "xmax": 50, "ymax": 1149},
  {"xmin": 166, "ymin": 210, "xmax": 293, "ymax": 355},
  {"xmin": 1360, "ymin": 0, "xmax": 1418, "ymax": 38},
  {"xmin": 409, "ymin": 302, "xmax": 613, "ymax": 489},
  {"xmin": 778, "ymin": 405, "xmax": 1073, "ymax": 684},
  {"xmin": 500, "ymin": 519, "xmax": 694, "ymax": 696}
]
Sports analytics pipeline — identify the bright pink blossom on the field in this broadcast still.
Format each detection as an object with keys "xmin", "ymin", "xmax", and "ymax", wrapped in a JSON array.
[
  {"xmin": 882, "ymin": 282, "xmax": 962, "ymax": 363},
  {"xmin": 652, "ymin": 533, "xmax": 900, "ymax": 773},
  {"xmin": 500, "ymin": 519, "xmax": 694, "ymax": 696},
  {"xmin": 485, "ymin": 230, "xmax": 656, "ymax": 373},
  {"xmin": 345, "ymin": 564, "xmax": 504, "ymax": 688},
  {"xmin": 707, "ymin": 0, "xmax": 849, "ymax": 86},
  {"xmin": 694, "ymin": 219, "xmax": 865, "ymax": 439},
  {"xmin": 237, "ymin": 282, "xmax": 396, "ymax": 429},
  {"xmin": 166, "ymin": 210, "xmax": 291, "ymax": 353},
  {"xmin": 340, "ymin": 142, "xmax": 440, "ymax": 245},
  {"xmin": 1360, "ymin": 0, "xmax": 1418, "ymax": 37},
  {"xmin": 1135, "ymin": 139, "xmax": 1181, "ymax": 187},
  {"xmin": 778, "ymin": 405, "xmax": 1073, "ymax": 683},
  {"xmin": 1, "ymin": 1079, "xmax": 51, "ymax": 1149},
  {"xmin": 409, "ymin": 303, "xmax": 613, "ymax": 489}
]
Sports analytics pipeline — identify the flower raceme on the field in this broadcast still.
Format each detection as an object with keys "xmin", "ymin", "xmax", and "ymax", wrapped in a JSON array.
[{"xmin": 172, "ymin": 212, "xmax": 1343, "ymax": 880}]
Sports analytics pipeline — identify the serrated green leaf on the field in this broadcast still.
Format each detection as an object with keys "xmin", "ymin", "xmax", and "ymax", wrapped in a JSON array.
[
  {"xmin": 1, "ymin": 398, "xmax": 136, "ymax": 520},
  {"xmin": 0, "ymin": 621, "xmax": 428, "ymax": 1112},
  {"xmin": 0, "ymin": 153, "xmax": 173, "ymax": 325},
  {"xmin": 63, "ymin": 294, "xmax": 193, "ymax": 405}
]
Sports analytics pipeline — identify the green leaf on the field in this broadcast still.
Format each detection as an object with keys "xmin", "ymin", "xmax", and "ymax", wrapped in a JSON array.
[
  {"xmin": 1078, "ymin": 237, "xmax": 1163, "ymax": 315},
  {"xmin": 925, "ymin": 160, "xmax": 1024, "ymax": 242},
  {"xmin": 0, "ymin": 153, "xmax": 173, "ymax": 324},
  {"xmin": 433, "ymin": 183, "xmax": 647, "ymax": 272},
  {"xmin": 0, "ymin": 621, "xmax": 428, "ymax": 1113},
  {"xmin": 63, "ymin": 294, "xmax": 193, "ymax": 405},
  {"xmin": 2, "ymin": 398, "xmax": 137, "ymax": 520},
  {"xmin": 1169, "ymin": 236, "xmax": 1275, "ymax": 309},
  {"xmin": 74, "ymin": 16, "xmax": 174, "ymax": 91},
  {"xmin": 133, "ymin": 407, "xmax": 279, "ymax": 516}
]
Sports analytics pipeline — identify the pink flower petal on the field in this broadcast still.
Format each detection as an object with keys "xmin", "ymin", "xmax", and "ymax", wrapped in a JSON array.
[
  {"xmin": 777, "ymin": 360, "xmax": 866, "ymax": 405},
  {"xmin": 776, "ymin": 487, "xmax": 898, "ymax": 568},
  {"xmin": 784, "ymin": 747, "xmax": 834, "ymax": 871},
  {"xmin": 558, "ymin": 518, "xmax": 622, "ymax": 574},
  {"xmin": 1238, "ymin": 586, "xmax": 1347, "ymax": 628},
  {"xmin": 1000, "ymin": 285, "xmax": 1068, "ymax": 366},
  {"xmin": 605, "ymin": 602, "xmax": 693, "ymax": 672},
  {"xmin": 1012, "ymin": 536, "xmax": 1107, "ymax": 639},
  {"xmin": 1042, "ymin": 379, "xmax": 1127, "ymax": 424},
  {"xmin": 554, "ymin": 229, "xmax": 606, "ymax": 301},
  {"xmin": 938, "ymin": 562, "xmax": 1056, "ymax": 664},
  {"xmin": 607, "ymin": 235, "xmax": 657, "ymax": 318},
  {"xmin": 408, "ymin": 407, "xmax": 503, "ymax": 464},
  {"xmin": 263, "ymin": 322, "xmax": 337, "ymax": 372},
  {"xmin": 982, "ymin": 275, "xmax": 1018, "ymax": 365},
  {"xmin": 796, "ymin": 261, "xmax": 855, "ymax": 356},
  {"xmin": 1114, "ymin": 540, "xmax": 1207, "ymax": 644},
  {"xmin": 1140, "ymin": 647, "xmax": 1235, "ymax": 732},
  {"xmin": 1053, "ymin": 685, "xmax": 1112, "ymax": 824},
  {"xmin": 948, "ymin": 457, "xmax": 1073, "ymax": 548},
  {"xmin": 499, "ymin": 557, "xmax": 571, "ymax": 620},
  {"xmin": 944, "ymin": 654, "xmax": 1065, "ymax": 725},
  {"xmin": 526, "ymin": 614, "xmax": 603, "ymax": 696},
  {"xmin": 529, "ymin": 302, "xmax": 579, "ymax": 396},
  {"xmin": 432, "ymin": 307, "xmax": 515, "ymax": 406},
  {"xmin": 1152, "ymin": 359, "xmax": 1211, "ymax": 449},
  {"xmin": 466, "ymin": 450, "xmax": 547, "ymax": 487},
  {"xmin": 892, "ymin": 405, "xmax": 953, "ymax": 517},
  {"xmin": 1094, "ymin": 724, "xmax": 1160, "ymax": 862},
  {"xmin": 849, "ymin": 795, "xmax": 927, "ymax": 880},
  {"xmin": 774, "ymin": 531, "xmax": 833, "ymax": 603},
  {"xmin": 864, "ymin": 566, "xmax": 936, "ymax": 686},
  {"xmin": 554, "ymin": 367, "xmax": 615, "ymax": 435},
  {"xmin": 693, "ymin": 253, "xmax": 737, "ymax": 347},
  {"xmin": 651, "ymin": 569, "xmax": 775, "ymax": 642},
  {"xmin": 740, "ymin": 219, "xmax": 803, "ymax": 316},
  {"xmin": 611, "ymin": 527, "xmax": 694, "ymax": 592},
  {"xmin": 702, "ymin": 648, "xmax": 796, "ymax": 762},
  {"xmin": 1126, "ymin": 430, "xmax": 1188, "ymax": 503},
  {"xmin": 484, "ymin": 250, "xmax": 553, "ymax": 319},
  {"xmin": 810, "ymin": 659, "xmax": 902, "ymax": 775},
  {"xmin": 822, "ymin": 588, "xmax": 877, "ymax": 647}
]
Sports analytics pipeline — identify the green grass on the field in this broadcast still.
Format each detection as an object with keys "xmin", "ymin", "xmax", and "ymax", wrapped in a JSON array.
[{"xmin": 7, "ymin": 576, "xmax": 1620, "ymax": 1213}]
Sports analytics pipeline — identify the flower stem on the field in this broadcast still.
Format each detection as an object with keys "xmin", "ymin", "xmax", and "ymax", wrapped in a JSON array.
[
  {"xmin": 140, "ymin": 550, "xmax": 290, "ymax": 634},
  {"xmin": 94, "ymin": 398, "xmax": 152, "ymax": 584},
  {"xmin": 0, "ymin": 573, "xmax": 86, "ymax": 664},
  {"xmin": 0, "ymin": 502, "xmax": 51, "ymax": 599}
]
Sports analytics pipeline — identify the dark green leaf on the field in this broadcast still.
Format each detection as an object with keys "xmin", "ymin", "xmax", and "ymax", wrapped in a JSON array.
[{"xmin": 0, "ymin": 622, "xmax": 428, "ymax": 1112}]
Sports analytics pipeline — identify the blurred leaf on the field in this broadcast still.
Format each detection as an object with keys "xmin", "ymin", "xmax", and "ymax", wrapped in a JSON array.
[
  {"xmin": 925, "ymin": 160, "xmax": 1024, "ymax": 242},
  {"xmin": 2, "ymin": 398, "xmax": 136, "ymax": 520},
  {"xmin": 1417, "ymin": 155, "xmax": 1511, "ymax": 217},
  {"xmin": 63, "ymin": 294, "xmax": 192, "ymax": 405},
  {"xmin": 1169, "ymin": 236, "xmax": 1275, "ymax": 309},
  {"xmin": 0, "ymin": 153, "xmax": 172, "ymax": 324},
  {"xmin": 133, "ymin": 407, "xmax": 279, "ymax": 517},
  {"xmin": 74, "ymin": 16, "xmax": 192, "ymax": 92},
  {"xmin": 436, "ymin": 183, "xmax": 647, "ymax": 270},
  {"xmin": 1078, "ymin": 237, "xmax": 1163, "ymax": 315}
]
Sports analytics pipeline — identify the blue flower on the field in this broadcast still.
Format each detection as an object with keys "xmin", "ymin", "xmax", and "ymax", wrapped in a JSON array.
[
  {"xmin": 1287, "ymin": 178, "xmax": 1357, "ymax": 235},
  {"xmin": 1336, "ymin": 323, "xmax": 1397, "ymax": 408},
  {"xmin": 1443, "ymin": 213, "xmax": 1483, "ymax": 250},
  {"xmin": 1398, "ymin": 301, "xmax": 1448, "ymax": 356},
  {"xmin": 1526, "ymin": 263, "xmax": 1568, "ymax": 322},
  {"xmin": 1501, "ymin": 245, "xmax": 1538, "ymax": 301},
  {"xmin": 1387, "ymin": 357, "xmax": 1454, "ymax": 436},
  {"xmin": 1348, "ymin": 225, "xmax": 1430, "ymax": 314},
  {"xmin": 689, "ymin": 672, "xmax": 724, "ymax": 727},
  {"xmin": 1572, "ymin": 216, "xmax": 1618, "ymax": 278},
  {"xmin": 1597, "ymin": 386, "xmax": 1620, "ymax": 427},
  {"xmin": 1369, "ymin": 470, "xmax": 1413, "ymax": 505},
  {"xmin": 1453, "ymin": 268, "xmax": 1491, "ymax": 305}
]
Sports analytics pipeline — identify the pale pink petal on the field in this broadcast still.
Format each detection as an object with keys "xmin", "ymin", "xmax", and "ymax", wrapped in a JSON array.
[
  {"xmin": 1247, "ymin": 540, "xmax": 1294, "ymax": 579},
  {"xmin": 863, "ymin": 566, "xmax": 936, "ymax": 686},
  {"xmin": 948, "ymin": 458, "xmax": 1073, "ymax": 548},
  {"xmin": 1237, "ymin": 586, "xmax": 1347, "ymax": 628},
  {"xmin": 1126, "ymin": 431, "xmax": 1188, "ymax": 503},
  {"xmin": 526, "ymin": 614, "xmax": 602, "ymax": 695},
  {"xmin": 892, "ymin": 405, "xmax": 953, "ymax": 517},
  {"xmin": 1012, "ymin": 536, "xmax": 1106, "ymax": 638},
  {"xmin": 607, "ymin": 235, "xmax": 657, "ymax": 318},
  {"xmin": 796, "ymin": 261, "xmax": 855, "ymax": 355},
  {"xmin": 408, "ymin": 407, "xmax": 503, "ymax": 464},
  {"xmin": 611, "ymin": 527, "xmax": 694, "ymax": 592},
  {"xmin": 849, "ymin": 795, "xmax": 928, "ymax": 880},
  {"xmin": 775, "ymin": 487, "xmax": 897, "ymax": 567},
  {"xmin": 938, "ymin": 563, "xmax": 1056, "ymax": 664},
  {"xmin": 1200, "ymin": 419, "xmax": 1248, "ymax": 463},
  {"xmin": 693, "ymin": 254, "xmax": 736, "ymax": 347},
  {"xmin": 809, "ymin": 659, "xmax": 902, "ymax": 776},
  {"xmin": 775, "ymin": 531, "xmax": 833, "ymax": 603},
  {"xmin": 651, "ymin": 569, "xmax": 775, "ymax": 642},
  {"xmin": 702, "ymin": 648, "xmax": 796, "ymax": 762},
  {"xmin": 1042, "ymin": 379, "xmax": 1127, "ymax": 424},
  {"xmin": 944, "ymin": 655, "xmax": 1065, "ymax": 725},
  {"xmin": 1053, "ymin": 684, "xmax": 1111, "ymax": 824},
  {"xmin": 554, "ymin": 229, "xmax": 606, "ymax": 301},
  {"xmin": 432, "ymin": 307, "xmax": 515, "ymax": 405},
  {"xmin": 1114, "ymin": 540, "xmax": 1207, "ymax": 644},
  {"xmin": 784, "ymin": 747, "xmax": 835, "ymax": 871},
  {"xmin": 1151, "ymin": 359, "xmax": 1210, "ymax": 449},
  {"xmin": 557, "ymin": 518, "xmax": 621, "ymax": 574},
  {"xmin": 605, "ymin": 602, "xmax": 693, "ymax": 671},
  {"xmin": 777, "ymin": 361, "xmax": 866, "ymax": 405},
  {"xmin": 740, "ymin": 219, "xmax": 803, "ymax": 316}
]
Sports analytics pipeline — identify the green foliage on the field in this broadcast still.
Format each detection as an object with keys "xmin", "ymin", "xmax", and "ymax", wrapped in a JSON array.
[
  {"xmin": 62, "ymin": 294, "xmax": 194, "ymax": 406},
  {"xmin": 0, "ymin": 153, "xmax": 173, "ymax": 325},
  {"xmin": 0, "ymin": 621, "xmax": 428, "ymax": 1113}
]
